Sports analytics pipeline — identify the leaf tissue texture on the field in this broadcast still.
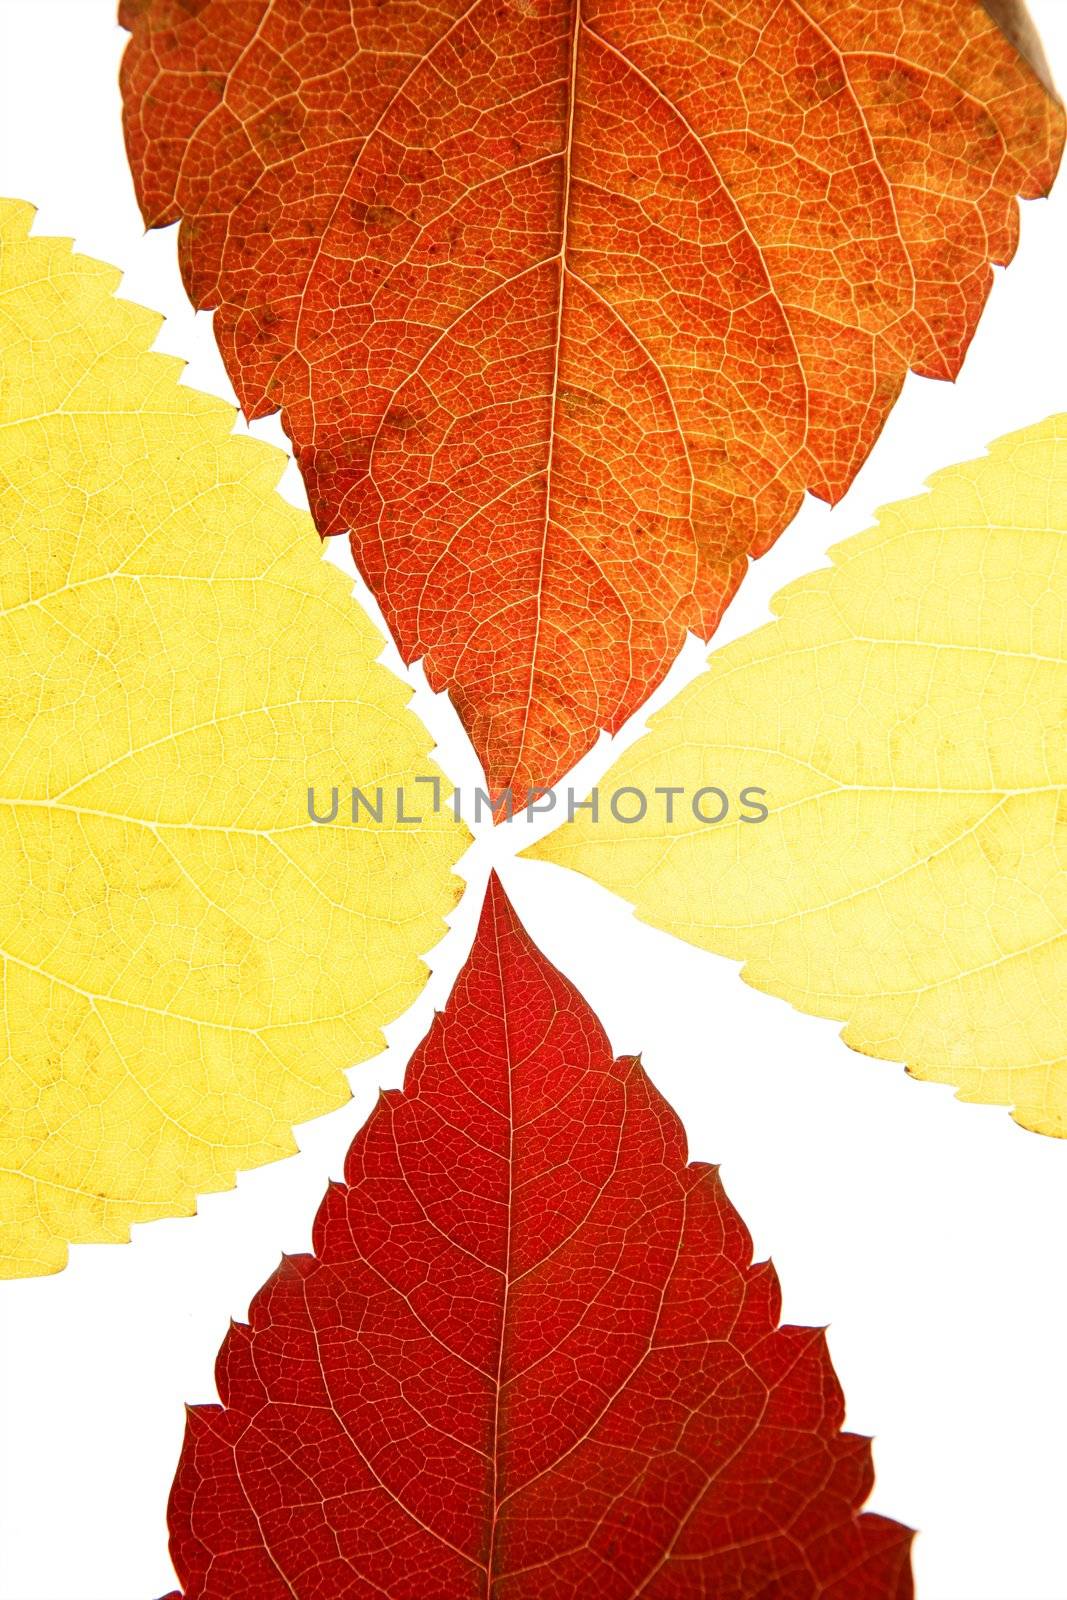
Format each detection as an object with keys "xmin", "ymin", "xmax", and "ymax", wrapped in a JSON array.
[
  {"xmin": 0, "ymin": 200, "xmax": 467, "ymax": 1277},
  {"xmin": 528, "ymin": 417, "xmax": 1067, "ymax": 1137},
  {"xmin": 119, "ymin": 0, "xmax": 1064, "ymax": 796},
  {"xmin": 165, "ymin": 875, "xmax": 912, "ymax": 1600}
]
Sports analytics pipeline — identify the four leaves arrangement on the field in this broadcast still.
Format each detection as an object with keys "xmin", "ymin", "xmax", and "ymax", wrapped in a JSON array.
[{"xmin": 1, "ymin": 0, "xmax": 1065, "ymax": 1594}]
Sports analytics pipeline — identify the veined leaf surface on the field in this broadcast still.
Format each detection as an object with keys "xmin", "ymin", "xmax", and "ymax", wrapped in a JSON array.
[
  {"xmin": 163, "ymin": 875, "xmax": 912, "ymax": 1599},
  {"xmin": 120, "ymin": 0, "xmax": 1063, "ymax": 793},
  {"xmin": 528, "ymin": 417, "xmax": 1067, "ymax": 1136},
  {"xmin": 0, "ymin": 200, "xmax": 466, "ymax": 1276}
]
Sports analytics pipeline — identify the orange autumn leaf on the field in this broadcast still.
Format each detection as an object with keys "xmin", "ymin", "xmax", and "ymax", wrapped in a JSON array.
[{"xmin": 120, "ymin": 0, "xmax": 1063, "ymax": 795}]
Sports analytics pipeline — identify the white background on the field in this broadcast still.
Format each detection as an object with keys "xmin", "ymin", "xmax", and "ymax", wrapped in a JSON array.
[{"xmin": 1, "ymin": 4, "xmax": 1066, "ymax": 1597}]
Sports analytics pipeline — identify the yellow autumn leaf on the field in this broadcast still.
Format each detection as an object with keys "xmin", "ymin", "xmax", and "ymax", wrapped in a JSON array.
[
  {"xmin": 527, "ymin": 416, "xmax": 1067, "ymax": 1136},
  {"xmin": 0, "ymin": 199, "xmax": 467, "ymax": 1277}
]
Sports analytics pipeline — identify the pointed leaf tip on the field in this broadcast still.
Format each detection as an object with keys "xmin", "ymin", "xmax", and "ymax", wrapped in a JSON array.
[
  {"xmin": 532, "ymin": 414, "xmax": 1067, "ymax": 1136},
  {"xmin": 120, "ymin": 0, "xmax": 1063, "ymax": 790},
  {"xmin": 165, "ymin": 880, "xmax": 912, "ymax": 1598},
  {"xmin": 0, "ymin": 199, "xmax": 467, "ymax": 1276}
]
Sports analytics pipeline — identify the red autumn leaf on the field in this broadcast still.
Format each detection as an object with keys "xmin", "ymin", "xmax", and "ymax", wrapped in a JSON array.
[
  {"xmin": 164, "ymin": 875, "xmax": 912, "ymax": 1599},
  {"xmin": 119, "ymin": 1, "xmax": 1062, "ymax": 796}
]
